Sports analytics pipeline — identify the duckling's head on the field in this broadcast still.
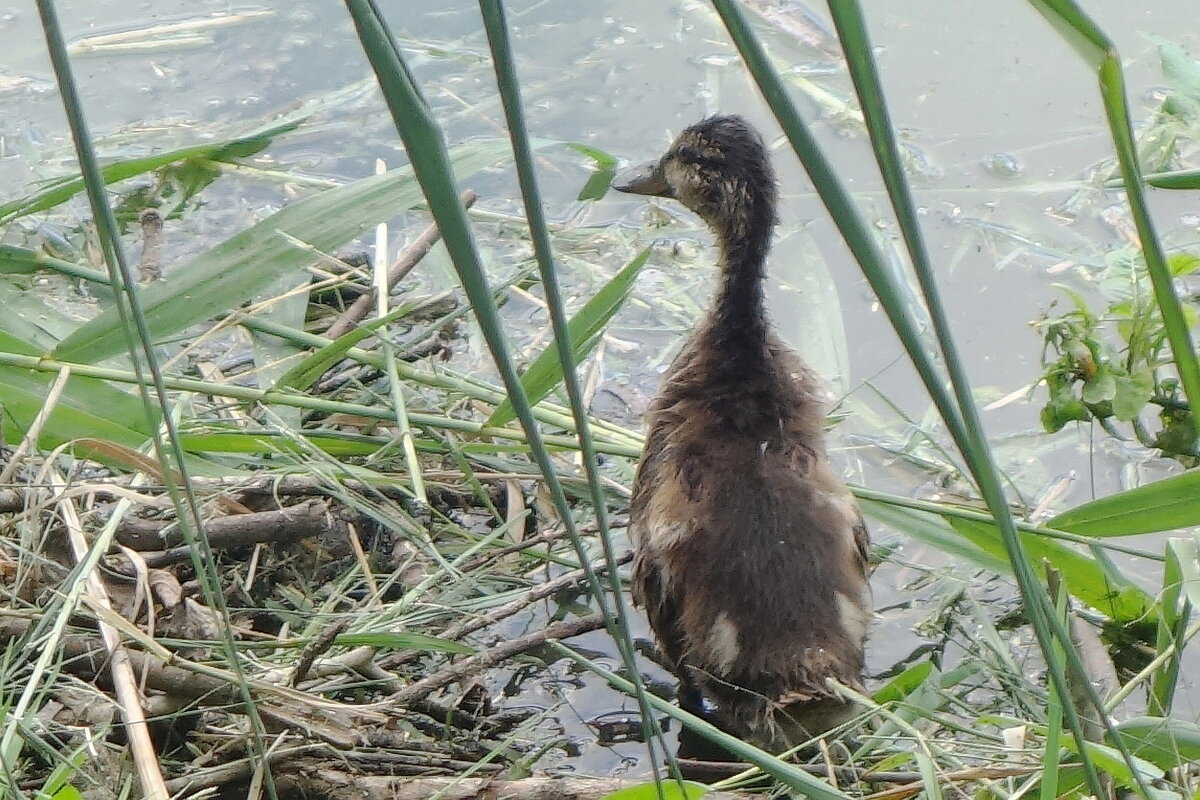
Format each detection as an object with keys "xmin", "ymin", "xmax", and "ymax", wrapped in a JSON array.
[{"xmin": 613, "ymin": 115, "xmax": 777, "ymax": 244}]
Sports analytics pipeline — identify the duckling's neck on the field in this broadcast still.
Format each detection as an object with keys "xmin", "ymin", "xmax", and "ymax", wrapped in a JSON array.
[{"xmin": 706, "ymin": 197, "xmax": 774, "ymax": 356}]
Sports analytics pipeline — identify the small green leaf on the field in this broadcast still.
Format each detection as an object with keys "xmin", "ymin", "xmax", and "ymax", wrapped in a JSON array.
[
  {"xmin": 1110, "ymin": 371, "xmax": 1153, "ymax": 421},
  {"xmin": 1108, "ymin": 716, "xmax": 1200, "ymax": 771},
  {"xmin": 565, "ymin": 142, "xmax": 618, "ymax": 169},
  {"xmin": 1081, "ymin": 366, "xmax": 1116, "ymax": 404},
  {"xmin": 577, "ymin": 166, "xmax": 618, "ymax": 201},
  {"xmin": 1041, "ymin": 393, "xmax": 1090, "ymax": 432},
  {"xmin": 1168, "ymin": 252, "xmax": 1200, "ymax": 277},
  {"xmin": 872, "ymin": 661, "xmax": 934, "ymax": 705},
  {"xmin": 568, "ymin": 142, "xmax": 620, "ymax": 201},
  {"xmin": 1050, "ymin": 470, "xmax": 1200, "ymax": 536},
  {"xmin": 601, "ymin": 780, "xmax": 709, "ymax": 800},
  {"xmin": 486, "ymin": 248, "xmax": 650, "ymax": 427}
]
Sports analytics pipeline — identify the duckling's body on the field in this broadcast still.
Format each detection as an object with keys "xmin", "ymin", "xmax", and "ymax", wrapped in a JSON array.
[{"xmin": 616, "ymin": 115, "xmax": 870, "ymax": 748}]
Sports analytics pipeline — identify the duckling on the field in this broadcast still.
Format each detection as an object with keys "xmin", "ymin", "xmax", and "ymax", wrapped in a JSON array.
[{"xmin": 614, "ymin": 115, "xmax": 871, "ymax": 750}]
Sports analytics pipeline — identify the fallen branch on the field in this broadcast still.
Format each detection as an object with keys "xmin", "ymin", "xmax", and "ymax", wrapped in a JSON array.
[
  {"xmin": 0, "ymin": 618, "xmax": 380, "ymax": 749},
  {"xmin": 114, "ymin": 499, "xmax": 339, "ymax": 566},
  {"xmin": 275, "ymin": 770, "xmax": 758, "ymax": 800}
]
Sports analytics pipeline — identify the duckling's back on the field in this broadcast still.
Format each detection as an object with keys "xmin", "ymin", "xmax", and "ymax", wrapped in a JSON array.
[{"xmin": 630, "ymin": 326, "xmax": 871, "ymax": 747}]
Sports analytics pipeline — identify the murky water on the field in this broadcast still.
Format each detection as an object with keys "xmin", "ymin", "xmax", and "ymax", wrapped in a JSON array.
[{"xmin": 2, "ymin": 0, "xmax": 1199, "ymax": 776}]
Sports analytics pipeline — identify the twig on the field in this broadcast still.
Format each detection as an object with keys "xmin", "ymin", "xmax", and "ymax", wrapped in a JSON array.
[
  {"xmin": 387, "ymin": 614, "xmax": 605, "ymax": 706},
  {"xmin": 860, "ymin": 765, "xmax": 1040, "ymax": 800},
  {"xmin": 324, "ymin": 189, "xmax": 478, "ymax": 339},
  {"xmin": 49, "ymin": 469, "xmax": 170, "ymax": 800},
  {"xmin": 164, "ymin": 744, "xmax": 330, "ymax": 796},
  {"xmin": 291, "ymin": 618, "xmax": 350, "ymax": 686}
]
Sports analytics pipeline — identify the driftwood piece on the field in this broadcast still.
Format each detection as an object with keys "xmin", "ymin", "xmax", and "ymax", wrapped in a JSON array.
[
  {"xmin": 0, "ymin": 620, "xmax": 376, "ymax": 749},
  {"xmin": 275, "ymin": 771, "xmax": 757, "ymax": 800},
  {"xmin": 137, "ymin": 208, "xmax": 164, "ymax": 283},
  {"xmin": 114, "ymin": 499, "xmax": 338, "ymax": 566}
]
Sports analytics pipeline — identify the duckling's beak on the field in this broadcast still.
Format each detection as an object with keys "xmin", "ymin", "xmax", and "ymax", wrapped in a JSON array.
[{"xmin": 612, "ymin": 160, "xmax": 672, "ymax": 197}]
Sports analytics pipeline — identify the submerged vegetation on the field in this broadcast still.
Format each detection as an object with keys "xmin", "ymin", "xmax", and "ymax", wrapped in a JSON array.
[{"xmin": 0, "ymin": 2, "xmax": 1199, "ymax": 800}]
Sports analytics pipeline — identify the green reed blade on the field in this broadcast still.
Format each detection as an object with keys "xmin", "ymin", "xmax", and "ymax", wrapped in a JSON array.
[
  {"xmin": 486, "ymin": 248, "xmax": 650, "ymax": 427},
  {"xmin": 0, "ymin": 123, "xmax": 295, "ymax": 225},
  {"xmin": 1049, "ymin": 469, "xmax": 1200, "ymax": 535},
  {"xmin": 28, "ymin": 3, "xmax": 278, "ymax": 798},
  {"xmin": 829, "ymin": 3, "xmax": 1148, "ymax": 792},
  {"xmin": 55, "ymin": 140, "xmax": 516, "ymax": 365},
  {"xmin": 1147, "ymin": 537, "xmax": 1193, "ymax": 715},
  {"xmin": 476, "ymin": 0, "xmax": 677, "ymax": 786}
]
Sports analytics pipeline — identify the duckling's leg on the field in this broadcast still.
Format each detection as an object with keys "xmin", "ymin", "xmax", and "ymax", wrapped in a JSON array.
[
  {"xmin": 676, "ymin": 675, "xmax": 707, "ymax": 718},
  {"xmin": 676, "ymin": 691, "xmax": 741, "ymax": 762}
]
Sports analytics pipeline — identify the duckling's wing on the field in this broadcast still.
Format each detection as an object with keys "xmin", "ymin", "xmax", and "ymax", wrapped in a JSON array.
[{"xmin": 628, "ymin": 405, "xmax": 695, "ymax": 671}]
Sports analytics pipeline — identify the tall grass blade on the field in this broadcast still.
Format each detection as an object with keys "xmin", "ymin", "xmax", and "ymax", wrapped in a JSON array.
[
  {"xmin": 1147, "ymin": 537, "xmax": 1194, "ymax": 715},
  {"xmin": 30, "ymin": 4, "xmax": 280, "ymax": 796},
  {"xmin": 475, "ymin": 0, "xmax": 676, "ymax": 784},
  {"xmin": 825, "ymin": 2, "xmax": 1143, "ymax": 790},
  {"xmin": 709, "ymin": 0, "xmax": 1133, "ymax": 792}
]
